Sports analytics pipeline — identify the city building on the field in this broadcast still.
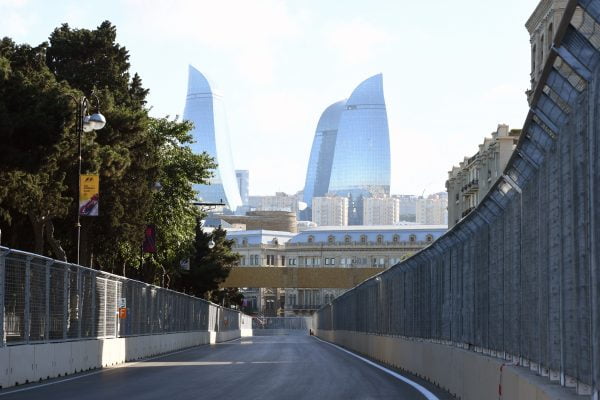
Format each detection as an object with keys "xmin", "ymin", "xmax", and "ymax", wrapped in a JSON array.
[
  {"xmin": 248, "ymin": 192, "xmax": 299, "ymax": 215},
  {"xmin": 220, "ymin": 211, "xmax": 297, "ymax": 233},
  {"xmin": 183, "ymin": 65, "xmax": 242, "ymax": 212},
  {"xmin": 302, "ymin": 74, "xmax": 391, "ymax": 224},
  {"xmin": 227, "ymin": 225, "xmax": 447, "ymax": 316},
  {"xmin": 328, "ymin": 74, "xmax": 391, "ymax": 199},
  {"xmin": 226, "ymin": 230, "xmax": 296, "ymax": 315},
  {"xmin": 302, "ymin": 101, "xmax": 345, "ymax": 208},
  {"xmin": 394, "ymin": 194, "xmax": 418, "ymax": 222},
  {"xmin": 312, "ymin": 196, "xmax": 348, "ymax": 227},
  {"xmin": 525, "ymin": 0, "xmax": 569, "ymax": 103},
  {"xmin": 235, "ymin": 170, "xmax": 249, "ymax": 206},
  {"xmin": 416, "ymin": 193, "xmax": 448, "ymax": 225},
  {"xmin": 446, "ymin": 124, "xmax": 521, "ymax": 227},
  {"xmin": 363, "ymin": 196, "xmax": 400, "ymax": 225}
]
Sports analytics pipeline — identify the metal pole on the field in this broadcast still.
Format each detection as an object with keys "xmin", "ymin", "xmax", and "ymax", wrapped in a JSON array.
[
  {"xmin": 77, "ymin": 267, "xmax": 82, "ymax": 339},
  {"xmin": 24, "ymin": 256, "xmax": 31, "ymax": 343},
  {"xmin": 139, "ymin": 244, "xmax": 143, "ymax": 270},
  {"xmin": 76, "ymin": 98, "xmax": 83, "ymax": 266},
  {"xmin": 63, "ymin": 263, "xmax": 69, "ymax": 339},
  {"xmin": 91, "ymin": 272, "xmax": 96, "ymax": 337},
  {"xmin": 45, "ymin": 260, "xmax": 51, "ymax": 342},
  {"xmin": 0, "ymin": 249, "xmax": 6, "ymax": 346}
]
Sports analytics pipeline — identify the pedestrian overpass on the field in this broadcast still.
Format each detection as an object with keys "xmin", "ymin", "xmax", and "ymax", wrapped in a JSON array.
[{"xmin": 2, "ymin": 0, "xmax": 600, "ymax": 398}]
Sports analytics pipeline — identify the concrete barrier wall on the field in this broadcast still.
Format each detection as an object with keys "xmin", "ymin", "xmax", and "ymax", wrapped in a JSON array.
[
  {"xmin": 314, "ymin": 330, "xmax": 580, "ymax": 400},
  {"xmin": 0, "ymin": 329, "xmax": 245, "ymax": 389}
]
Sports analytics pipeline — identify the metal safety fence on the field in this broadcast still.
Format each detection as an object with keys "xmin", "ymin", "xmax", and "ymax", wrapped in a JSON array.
[
  {"xmin": 315, "ymin": 0, "xmax": 600, "ymax": 394},
  {"xmin": 0, "ymin": 246, "xmax": 246, "ymax": 346},
  {"xmin": 252, "ymin": 317, "xmax": 312, "ymax": 331}
]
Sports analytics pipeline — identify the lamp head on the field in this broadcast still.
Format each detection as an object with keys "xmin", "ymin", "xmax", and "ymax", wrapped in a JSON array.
[
  {"xmin": 208, "ymin": 239, "xmax": 216, "ymax": 249},
  {"xmin": 82, "ymin": 116, "xmax": 94, "ymax": 133},
  {"xmin": 88, "ymin": 113, "xmax": 107, "ymax": 130}
]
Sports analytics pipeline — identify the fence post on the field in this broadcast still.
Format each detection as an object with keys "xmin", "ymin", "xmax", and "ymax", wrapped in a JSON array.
[
  {"xmin": 103, "ymin": 279, "xmax": 108, "ymax": 337},
  {"xmin": 0, "ymin": 250, "xmax": 5, "ymax": 346},
  {"xmin": 45, "ymin": 260, "xmax": 51, "ymax": 342},
  {"xmin": 91, "ymin": 272, "xmax": 96, "ymax": 337},
  {"xmin": 114, "ymin": 281, "xmax": 119, "ymax": 338},
  {"xmin": 63, "ymin": 263, "xmax": 69, "ymax": 339},
  {"xmin": 77, "ymin": 267, "xmax": 82, "ymax": 339},
  {"xmin": 24, "ymin": 256, "xmax": 31, "ymax": 343}
]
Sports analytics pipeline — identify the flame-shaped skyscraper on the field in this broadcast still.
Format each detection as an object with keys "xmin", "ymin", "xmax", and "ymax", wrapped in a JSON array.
[
  {"xmin": 183, "ymin": 65, "xmax": 242, "ymax": 212},
  {"xmin": 303, "ymin": 74, "xmax": 391, "ymax": 222}
]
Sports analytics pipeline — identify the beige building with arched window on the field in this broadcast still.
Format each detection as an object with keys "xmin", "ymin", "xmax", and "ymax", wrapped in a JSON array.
[{"xmin": 226, "ymin": 225, "xmax": 447, "ymax": 316}]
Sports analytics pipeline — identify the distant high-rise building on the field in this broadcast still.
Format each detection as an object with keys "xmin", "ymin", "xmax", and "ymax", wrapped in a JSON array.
[
  {"xmin": 394, "ymin": 195, "xmax": 418, "ymax": 222},
  {"xmin": 302, "ymin": 74, "xmax": 390, "ymax": 225},
  {"xmin": 183, "ymin": 65, "xmax": 242, "ymax": 212},
  {"xmin": 312, "ymin": 196, "xmax": 348, "ymax": 227},
  {"xmin": 328, "ymin": 74, "xmax": 390, "ymax": 199},
  {"xmin": 416, "ymin": 193, "xmax": 448, "ymax": 226},
  {"xmin": 248, "ymin": 192, "xmax": 299, "ymax": 214},
  {"xmin": 235, "ymin": 170, "xmax": 249, "ymax": 206},
  {"xmin": 363, "ymin": 197, "xmax": 400, "ymax": 226},
  {"xmin": 303, "ymin": 101, "xmax": 345, "ymax": 207}
]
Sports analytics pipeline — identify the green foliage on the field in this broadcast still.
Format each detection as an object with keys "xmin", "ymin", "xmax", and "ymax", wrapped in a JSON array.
[
  {"xmin": 136, "ymin": 117, "xmax": 215, "ymax": 285},
  {"xmin": 43, "ymin": 22, "xmax": 155, "ymax": 268},
  {"xmin": 0, "ymin": 38, "xmax": 76, "ymax": 256},
  {"xmin": 178, "ymin": 226, "xmax": 240, "ymax": 299},
  {"xmin": 0, "ymin": 22, "xmax": 218, "ymax": 289}
]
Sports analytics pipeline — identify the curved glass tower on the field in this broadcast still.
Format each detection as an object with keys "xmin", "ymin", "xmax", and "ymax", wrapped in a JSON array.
[
  {"xmin": 328, "ymin": 74, "xmax": 390, "ymax": 197},
  {"xmin": 302, "ymin": 100, "xmax": 346, "ymax": 207},
  {"xmin": 183, "ymin": 65, "xmax": 242, "ymax": 212}
]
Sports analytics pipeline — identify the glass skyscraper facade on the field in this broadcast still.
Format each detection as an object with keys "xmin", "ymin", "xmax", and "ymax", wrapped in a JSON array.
[
  {"xmin": 328, "ymin": 74, "xmax": 390, "ymax": 197},
  {"xmin": 183, "ymin": 65, "xmax": 242, "ymax": 212},
  {"xmin": 302, "ymin": 74, "xmax": 391, "ymax": 217},
  {"xmin": 302, "ymin": 100, "xmax": 346, "ymax": 206}
]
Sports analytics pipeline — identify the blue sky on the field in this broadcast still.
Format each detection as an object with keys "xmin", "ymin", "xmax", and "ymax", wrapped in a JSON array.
[{"xmin": 1, "ymin": 0, "xmax": 539, "ymax": 196}]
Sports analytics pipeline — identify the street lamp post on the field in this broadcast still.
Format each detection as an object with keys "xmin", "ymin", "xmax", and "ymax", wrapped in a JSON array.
[{"xmin": 68, "ymin": 93, "xmax": 107, "ymax": 266}]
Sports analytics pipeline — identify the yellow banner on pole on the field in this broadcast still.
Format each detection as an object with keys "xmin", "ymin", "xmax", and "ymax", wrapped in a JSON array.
[{"xmin": 79, "ymin": 174, "xmax": 99, "ymax": 216}]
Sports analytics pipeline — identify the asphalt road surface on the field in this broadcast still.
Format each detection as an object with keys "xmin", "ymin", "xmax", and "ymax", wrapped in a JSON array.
[{"xmin": 0, "ymin": 335, "xmax": 450, "ymax": 400}]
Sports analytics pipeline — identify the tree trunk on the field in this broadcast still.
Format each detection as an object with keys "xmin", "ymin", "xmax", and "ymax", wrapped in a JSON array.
[
  {"xmin": 44, "ymin": 219, "xmax": 67, "ymax": 261},
  {"xmin": 28, "ymin": 213, "xmax": 44, "ymax": 255}
]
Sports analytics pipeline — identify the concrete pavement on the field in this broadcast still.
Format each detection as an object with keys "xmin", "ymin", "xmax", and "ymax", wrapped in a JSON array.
[{"xmin": 0, "ymin": 335, "xmax": 452, "ymax": 399}]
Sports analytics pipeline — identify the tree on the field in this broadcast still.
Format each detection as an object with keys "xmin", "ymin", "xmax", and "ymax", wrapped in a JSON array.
[
  {"xmin": 0, "ymin": 38, "xmax": 77, "ymax": 258},
  {"xmin": 0, "ymin": 22, "xmax": 220, "ymax": 293},
  {"xmin": 180, "ymin": 226, "xmax": 240, "ymax": 300},
  {"xmin": 135, "ymin": 117, "xmax": 215, "ymax": 285},
  {"xmin": 44, "ymin": 21, "xmax": 156, "ymax": 269}
]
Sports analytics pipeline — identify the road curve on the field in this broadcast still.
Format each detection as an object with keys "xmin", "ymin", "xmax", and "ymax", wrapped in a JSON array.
[{"xmin": 0, "ymin": 335, "xmax": 448, "ymax": 400}]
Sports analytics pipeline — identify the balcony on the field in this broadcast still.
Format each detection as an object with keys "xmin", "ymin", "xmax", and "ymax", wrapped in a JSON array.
[{"xmin": 465, "ymin": 179, "xmax": 479, "ymax": 194}]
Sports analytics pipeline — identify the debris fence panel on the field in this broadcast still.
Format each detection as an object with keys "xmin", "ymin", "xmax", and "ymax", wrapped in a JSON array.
[
  {"xmin": 315, "ymin": 1, "xmax": 600, "ymax": 391},
  {"xmin": 0, "ymin": 247, "xmax": 247, "ymax": 346}
]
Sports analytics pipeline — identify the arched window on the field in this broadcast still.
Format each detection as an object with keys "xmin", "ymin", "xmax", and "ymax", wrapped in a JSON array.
[
  {"xmin": 409, "ymin": 234, "xmax": 416, "ymax": 243},
  {"xmin": 344, "ymin": 235, "xmax": 351, "ymax": 244},
  {"xmin": 392, "ymin": 234, "xmax": 400, "ymax": 243},
  {"xmin": 360, "ymin": 235, "xmax": 367, "ymax": 244},
  {"xmin": 426, "ymin": 234, "xmax": 434, "ymax": 243},
  {"xmin": 242, "ymin": 238, "xmax": 248, "ymax": 247},
  {"xmin": 307, "ymin": 235, "xmax": 314, "ymax": 244},
  {"xmin": 272, "ymin": 238, "xmax": 279, "ymax": 245},
  {"xmin": 531, "ymin": 44, "xmax": 536, "ymax": 74},
  {"xmin": 328, "ymin": 235, "xmax": 335, "ymax": 244},
  {"xmin": 376, "ymin": 235, "xmax": 384, "ymax": 244}
]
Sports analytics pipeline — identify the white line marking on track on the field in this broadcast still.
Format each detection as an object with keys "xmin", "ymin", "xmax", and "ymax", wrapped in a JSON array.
[
  {"xmin": 0, "ymin": 338, "xmax": 242, "ymax": 396},
  {"xmin": 312, "ymin": 336, "xmax": 440, "ymax": 400}
]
